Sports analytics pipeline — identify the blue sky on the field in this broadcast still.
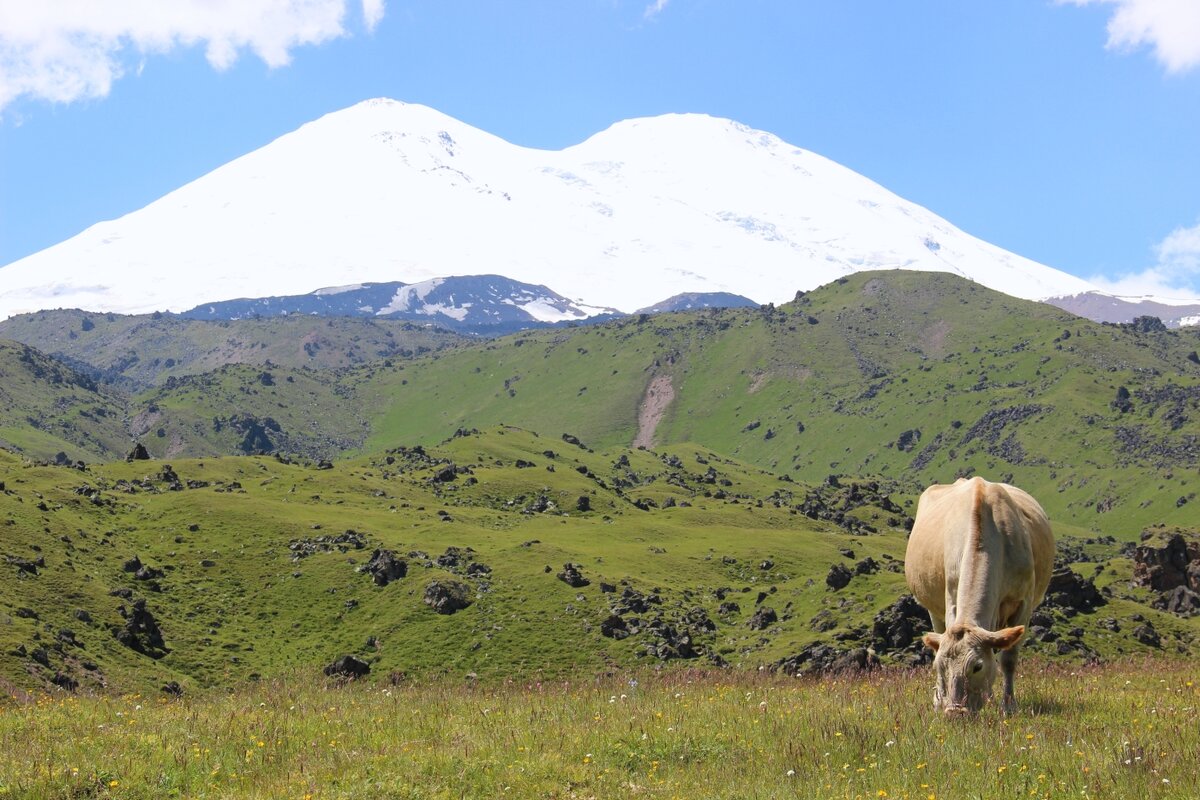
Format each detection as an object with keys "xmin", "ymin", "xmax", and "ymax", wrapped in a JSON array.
[{"xmin": 1, "ymin": 0, "xmax": 1199, "ymax": 298}]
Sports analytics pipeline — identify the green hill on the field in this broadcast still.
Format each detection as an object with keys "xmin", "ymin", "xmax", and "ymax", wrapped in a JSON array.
[
  {"xmin": 0, "ymin": 340, "xmax": 130, "ymax": 461},
  {"xmin": 0, "ymin": 309, "xmax": 464, "ymax": 390},
  {"xmin": 3, "ymin": 270, "xmax": 1198, "ymax": 541},
  {"xmin": 2, "ymin": 427, "xmax": 1194, "ymax": 695}
]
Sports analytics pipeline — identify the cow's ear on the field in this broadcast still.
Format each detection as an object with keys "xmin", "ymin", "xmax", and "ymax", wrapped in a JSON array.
[
  {"xmin": 984, "ymin": 626, "xmax": 1025, "ymax": 651},
  {"xmin": 921, "ymin": 632, "xmax": 942, "ymax": 652}
]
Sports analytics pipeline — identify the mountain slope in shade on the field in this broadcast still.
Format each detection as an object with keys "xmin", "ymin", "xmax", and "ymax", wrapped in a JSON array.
[
  {"xmin": 0, "ymin": 98, "xmax": 1101, "ymax": 319},
  {"xmin": 636, "ymin": 292, "xmax": 758, "ymax": 314},
  {"xmin": 181, "ymin": 274, "xmax": 617, "ymax": 332},
  {"xmin": 1046, "ymin": 292, "xmax": 1200, "ymax": 328}
]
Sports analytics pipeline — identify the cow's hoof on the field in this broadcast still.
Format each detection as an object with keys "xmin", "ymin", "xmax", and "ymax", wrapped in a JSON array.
[{"xmin": 1001, "ymin": 696, "xmax": 1017, "ymax": 715}]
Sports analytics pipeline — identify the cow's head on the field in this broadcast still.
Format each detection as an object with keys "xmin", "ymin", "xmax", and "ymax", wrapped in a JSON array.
[{"xmin": 921, "ymin": 622, "xmax": 1024, "ymax": 715}]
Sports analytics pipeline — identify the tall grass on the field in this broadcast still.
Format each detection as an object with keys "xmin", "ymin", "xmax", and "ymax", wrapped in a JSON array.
[{"xmin": 1, "ymin": 659, "xmax": 1195, "ymax": 799}]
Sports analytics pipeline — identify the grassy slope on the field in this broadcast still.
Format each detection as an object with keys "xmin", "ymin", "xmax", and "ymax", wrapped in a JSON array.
[
  {"xmin": 0, "ymin": 341, "xmax": 130, "ymax": 461},
  {"xmin": 0, "ymin": 310, "xmax": 464, "ymax": 390},
  {"xmin": 358, "ymin": 272, "xmax": 1200, "ymax": 538},
  {"xmin": 1, "ymin": 428, "xmax": 1196, "ymax": 697}
]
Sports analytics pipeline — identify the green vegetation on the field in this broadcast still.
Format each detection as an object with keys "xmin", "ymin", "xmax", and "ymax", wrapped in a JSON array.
[
  {"xmin": 2, "ymin": 273, "xmax": 1197, "ymax": 539},
  {"xmin": 0, "ymin": 309, "xmax": 463, "ymax": 390},
  {"xmin": 2, "ymin": 661, "xmax": 1196, "ymax": 799},
  {"xmin": 1, "ymin": 427, "xmax": 1196, "ymax": 696}
]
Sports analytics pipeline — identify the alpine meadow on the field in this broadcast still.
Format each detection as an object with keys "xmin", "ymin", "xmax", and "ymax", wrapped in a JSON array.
[{"xmin": 4, "ymin": 6, "xmax": 1200, "ymax": 793}]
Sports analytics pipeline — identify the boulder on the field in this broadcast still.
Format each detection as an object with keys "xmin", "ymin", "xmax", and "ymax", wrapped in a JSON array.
[
  {"xmin": 747, "ymin": 607, "xmax": 778, "ymax": 631},
  {"xmin": 126, "ymin": 443, "xmax": 151, "ymax": 461},
  {"xmin": 423, "ymin": 580, "xmax": 472, "ymax": 614},
  {"xmin": 359, "ymin": 548, "xmax": 407, "ymax": 586},
  {"xmin": 870, "ymin": 594, "xmax": 930, "ymax": 653},
  {"xmin": 774, "ymin": 643, "xmax": 880, "ymax": 677},
  {"xmin": 1132, "ymin": 621, "xmax": 1161, "ymax": 648},
  {"xmin": 826, "ymin": 563, "xmax": 853, "ymax": 590},
  {"xmin": 324, "ymin": 655, "xmax": 371, "ymax": 679},
  {"xmin": 600, "ymin": 614, "xmax": 629, "ymax": 639},
  {"xmin": 1132, "ymin": 534, "xmax": 1199, "ymax": 592},
  {"xmin": 853, "ymin": 557, "xmax": 880, "ymax": 576},
  {"xmin": 113, "ymin": 599, "xmax": 167, "ymax": 658},
  {"xmin": 1042, "ymin": 567, "xmax": 1106, "ymax": 613},
  {"xmin": 557, "ymin": 563, "xmax": 590, "ymax": 588},
  {"xmin": 1153, "ymin": 585, "xmax": 1200, "ymax": 617}
]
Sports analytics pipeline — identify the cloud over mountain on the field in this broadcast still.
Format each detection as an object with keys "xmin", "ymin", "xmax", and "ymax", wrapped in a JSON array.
[{"xmin": 0, "ymin": 0, "xmax": 385, "ymax": 111}]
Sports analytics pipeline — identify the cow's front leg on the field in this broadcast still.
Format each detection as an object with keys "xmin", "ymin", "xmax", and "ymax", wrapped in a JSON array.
[{"xmin": 999, "ymin": 644, "xmax": 1019, "ymax": 714}]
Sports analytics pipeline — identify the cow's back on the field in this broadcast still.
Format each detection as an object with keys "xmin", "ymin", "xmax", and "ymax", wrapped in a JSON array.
[{"xmin": 904, "ymin": 477, "xmax": 1054, "ymax": 626}]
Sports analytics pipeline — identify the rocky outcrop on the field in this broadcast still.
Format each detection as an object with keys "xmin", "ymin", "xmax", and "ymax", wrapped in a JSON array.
[
  {"xmin": 870, "ymin": 594, "xmax": 930, "ymax": 655},
  {"xmin": 113, "ymin": 599, "xmax": 167, "ymax": 658},
  {"xmin": 324, "ymin": 655, "xmax": 371, "ymax": 679},
  {"xmin": 1042, "ymin": 567, "xmax": 1106, "ymax": 614},
  {"xmin": 359, "ymin": 548, "xmax": 407, "ymax": 586},
  {"xmin": 423, "ymin": 580, "xmax": 472, "ymax": 614},
  {"xmin": 774, "ymin": 644, "xmax": 880, "ymax": 677},
  {"xmin": 557, "ymin": 563, "xmax": 590, "ymax": 588},
  {"xmin": 826, "ymin": 563, "xmax": 853, "ymax": 590},
  {"xmin": 1132, "ymin": 533, "xmax": 1200, "ymax": 592}
]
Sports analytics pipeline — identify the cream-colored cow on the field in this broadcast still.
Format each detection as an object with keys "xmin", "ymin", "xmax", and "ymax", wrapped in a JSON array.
[{"xmin": 905, "ymin": 476, "xmax": 1055, "ymax": 715}]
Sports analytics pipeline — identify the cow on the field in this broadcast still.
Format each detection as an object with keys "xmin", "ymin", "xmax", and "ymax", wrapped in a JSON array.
[{"xmin": 904, "ymin": 476, "xmax": 1054, "ymax": 716}]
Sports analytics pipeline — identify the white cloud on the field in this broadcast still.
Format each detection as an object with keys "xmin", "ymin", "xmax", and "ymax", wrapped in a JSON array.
[
  {"xmin": 1088, "ymin": 219, "xmax": 1200, "ymax": 301},
  {"xmin": 0, "ymin": 0, "xmax": 386, "ymax": 112},
  {"xmin": 644, "ymin": 0, "xmax": 670, "ymax": 20},
  {"xmin": 1061, "ymin": 0, "xmax": 1200, "ymax": 73},
  {"xmin": 362, "ymin": 0, "xmax": 386, "ymax": 33}
]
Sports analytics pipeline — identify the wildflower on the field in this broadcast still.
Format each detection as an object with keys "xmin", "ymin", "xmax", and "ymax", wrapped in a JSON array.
[
  {"xmin": 786, "ymin": 769, "xmax": 795, "ymax": 777},
  {"xmin": 109, "ymin": 780, "xmax": 119, "ymax": 788}
]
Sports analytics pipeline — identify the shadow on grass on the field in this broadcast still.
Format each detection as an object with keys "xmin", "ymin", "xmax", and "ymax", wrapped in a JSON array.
[{"xmin": 1019, "ymin": 692, "xmax": 1068, "ymax": 716}]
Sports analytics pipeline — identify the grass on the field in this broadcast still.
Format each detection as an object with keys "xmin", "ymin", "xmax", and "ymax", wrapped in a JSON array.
[{"xmin": 0, "ymin": 660, "xmax": 1196, "ymax": 799}]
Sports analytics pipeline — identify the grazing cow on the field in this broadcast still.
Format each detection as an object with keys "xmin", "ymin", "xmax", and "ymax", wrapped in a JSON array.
[{"xmin": 905, "ymin": 477, "xmax": 1054, "ymax": 715}]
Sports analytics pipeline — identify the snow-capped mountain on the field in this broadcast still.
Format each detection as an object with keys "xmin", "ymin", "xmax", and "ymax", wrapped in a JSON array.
[
  {"xmin": 0, "ymin": 98, "xmax": 1107, "ymax": 319},
  {"xmin": 181, "ymin": 274, "xmax": 618, "ymax": 333}
]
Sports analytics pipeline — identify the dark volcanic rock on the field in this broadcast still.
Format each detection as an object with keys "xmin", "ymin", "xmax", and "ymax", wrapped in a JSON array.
[
  {"xmin": 871, "ymin": 594, "xmax": 930, "ymax": 654},
  {"xmin": 853, "ymin": 557, "xmax": 880, "ymax": 576},
  {"xmin": 423, "ymin": 580, "xmax": 472, "ymax": 614},
  {"xmin": 359, "ymin": 548, "xmax": 407, "ymax": 586},
  {"xmin": 1132, "ymin": 534, "xmax": 1199, "ymax": 592},
  {"xmin": 826, "ymin": 563, "xmax": 853, "ymax": 590},
  {"xmin": 747, "ymin": 607, "xmax": 778, "ymax": 631},
  {"xmin": 1132, "ymin": 621, "xmax": 1161, "ymax": 648},
  {"xmin": 1042, "ymin": 567, "xmax": 1106, "ymax": 613},
  {"xmin": 600, "ymin": 614, "xmax": 629, "ymax": 639},
  {"xmin": 113, "ymin": 599, "xmax": 167, "ymax": 658},
  {"xmin": 161, "ymin": 681, "xmax": 184, "ymax": 697},
  {"xmin": 324, "ymin": 655, "xmax": 371, "ymax": 679},
  {"xmin": 557, "ymin": 563, "xmax": 590, "ymax": 588},
  {"xmin": 126, "ymin": 443, "xmax": 151, "ymax": 461},
  {"xmin": 775, "ymin": 644, "xmax": 880, "ymax": 676},
  {"xmin": 1153, "ymin": 585, "xmax": 1200, "ymax": 617}
]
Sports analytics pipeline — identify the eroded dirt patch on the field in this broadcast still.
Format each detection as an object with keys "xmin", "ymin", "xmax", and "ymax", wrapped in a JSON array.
[{"xmin": 633, "ymin": 374, "xmax": 675, "ymax": 449}]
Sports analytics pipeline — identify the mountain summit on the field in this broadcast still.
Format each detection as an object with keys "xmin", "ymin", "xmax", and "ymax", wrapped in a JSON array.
[{"xmin": 0, "ymin": 98, "xmax": 1098, "ymax": 318}]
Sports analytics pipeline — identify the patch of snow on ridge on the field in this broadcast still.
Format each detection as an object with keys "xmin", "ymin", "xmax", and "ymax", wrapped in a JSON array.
[
  {"xmin": 1180, "ymin": 315, "xmax": 1200, "ymax": 328},
  {"xmin": 314, "ymin": 283, "xmax": 366, "ymax": 295},
  {"xmin": 512, "ymin": 297, "xmax": 585, "ymax": 323},
  {"xmin": 378, "ymin": 278, "xmax": 445, "ymax": 315},
  {"xmin": 418, "ymin": 303, "xmax": 469, "ymax": 321}
]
